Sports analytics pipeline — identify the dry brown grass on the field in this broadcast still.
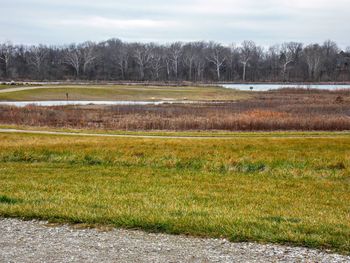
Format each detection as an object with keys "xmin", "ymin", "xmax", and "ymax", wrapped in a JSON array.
[{"xmin": 1, "ymin": 89, "xmax": 350, "ymax": 131}]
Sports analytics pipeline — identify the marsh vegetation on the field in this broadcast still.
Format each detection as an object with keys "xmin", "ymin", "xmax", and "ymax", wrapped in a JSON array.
[{"xmin": 1, "ymin": 88, "xmax": 349, "ymax": 131}]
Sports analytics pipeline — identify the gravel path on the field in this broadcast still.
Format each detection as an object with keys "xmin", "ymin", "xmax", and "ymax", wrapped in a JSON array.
[{"xmin": 0, "ymin": 218, "xmax": 349, "ymax": 263}]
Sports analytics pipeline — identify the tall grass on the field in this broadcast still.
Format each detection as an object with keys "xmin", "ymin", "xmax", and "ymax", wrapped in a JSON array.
[{"xmin": 1, "ymin": 90, "xmax": 349, "ymax": 131}]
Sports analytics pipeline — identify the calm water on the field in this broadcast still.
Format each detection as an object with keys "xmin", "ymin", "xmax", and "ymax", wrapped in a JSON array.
[
  {"xmin": 222, "ymin": 83, "xmax": 350, "ymax": 91},
  {"xmin": 0, "ymin": 100, "xmax": 198, "ymax": 107}
]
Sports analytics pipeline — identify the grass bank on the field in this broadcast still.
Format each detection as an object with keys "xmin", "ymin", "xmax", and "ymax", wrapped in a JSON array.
[
  {"xmin": 0, "ymin": 132, "xmax": 349, "ymax": 254},
  {"xmin": 0, "ymin": 85, "xmax": 248, "ymax": 101}
]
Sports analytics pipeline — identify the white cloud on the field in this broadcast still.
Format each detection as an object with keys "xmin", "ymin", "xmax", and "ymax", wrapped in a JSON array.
[
  {"xmin": 281, "ymin": 0, "xmax": 349, "ymax": 9},
  {"xmin": 56, "ymin": 16, "xmax": 179, "ymax": 29},
  {"xmin": 0, "ymin": 0, "xmax": 349, "ymax": 47}
]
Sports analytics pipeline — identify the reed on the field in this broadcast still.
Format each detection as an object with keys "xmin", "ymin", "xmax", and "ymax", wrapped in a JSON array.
[{"xmin": 0, "ymin": 89, "xmax": 349, "ymax": 131}]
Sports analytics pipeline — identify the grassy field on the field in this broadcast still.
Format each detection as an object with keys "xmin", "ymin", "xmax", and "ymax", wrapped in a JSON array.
[
  {"xmin": 0, "ymin": 132, "xmax": 349, "ymax": 254},
  {"xmin": 0, "ymin": 85, "xmax": 249, "ymax": 101}
]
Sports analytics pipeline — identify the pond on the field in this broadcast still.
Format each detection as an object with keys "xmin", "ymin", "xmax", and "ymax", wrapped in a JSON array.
[
  {"xmin": 222, "ymin": 83, "xmax": 350, "ymax": 91},
  {"xmin": 0, "ymin": 100, "xmax": 198, "ymax": 107}
]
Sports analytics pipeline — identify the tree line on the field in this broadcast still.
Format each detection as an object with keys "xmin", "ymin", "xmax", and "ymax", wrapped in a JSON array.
[{"xmin": 0, "ymin": 39, "xmax": 349, "ymax": 82}]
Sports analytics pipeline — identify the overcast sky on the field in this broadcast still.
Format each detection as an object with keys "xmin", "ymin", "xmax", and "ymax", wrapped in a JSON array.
[{"xmin": 1, "ymin": 0, "xmax": 349, "ymax": 47}]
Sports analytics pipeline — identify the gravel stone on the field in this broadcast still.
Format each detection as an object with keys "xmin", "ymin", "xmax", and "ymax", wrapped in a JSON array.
[{"xmin": 0, "ymin": 218, "xmax": 349, "ymax": 263}]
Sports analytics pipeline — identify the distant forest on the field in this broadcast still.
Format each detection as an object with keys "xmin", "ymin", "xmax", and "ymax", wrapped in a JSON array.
[{"xmin": 0, "ymin": 39, "xmax": 350, "ymax": 82}]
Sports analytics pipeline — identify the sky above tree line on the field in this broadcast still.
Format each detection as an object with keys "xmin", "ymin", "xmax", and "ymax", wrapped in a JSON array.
[{"xmin": 1, "ymin": 0, "xmax": 349, "ymax": 48}]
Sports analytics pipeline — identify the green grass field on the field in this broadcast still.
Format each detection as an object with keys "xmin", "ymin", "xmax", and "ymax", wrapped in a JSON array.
[
  {"xmin": 0, "ymin": 85, "xmax": 249, "ymax": 101},
  {"xmin": 0, "ymin": 84, "xmax": 12, "ymax": 90},
  {"xmin": 0, "ymin": 131, "xmax": 349, "ymax": 254}
]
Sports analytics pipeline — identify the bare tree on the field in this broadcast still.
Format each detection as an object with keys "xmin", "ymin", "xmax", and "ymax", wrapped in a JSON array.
[
  {"xmin": 240, "ymin": 41, "xmax": 256, "ymax": 81},
  {"xmin": 133, "ymin": 44, "xmax": 153, "ymax": 80},
  {"xmin": 304, "ymin": 44, "xmax": 323, "ymax": 81},
  {"xmin": 117, "ymin": 44, "xmax": 129, "ymax": 80},
  {"xmin": 265, "ymin": 45, "xmax": 281, "ymax": 81},
  {"xmin": 280, "ymin": 42, "xmax": 303, "ymax": 81},
  {"xmin": 323, "ymin": 40, "xmax": 339, "ymax": 56},
  {"xmin": 80, "ymin": 42, "xmax": 98, "ymax": 75},
  {"xmin": 150, "ymin": 46, "xmax": 164, "ymax": 80},
  {"xmin": 168, "ymin": 42, "xmax": 182, "ymax": 80},
  {"xmin": 206, "ymin": 42, "xmax": 226, "ymax": 80},
  {"xmin": 192, "ymin": 42, "xmax": 206, "ymax": 82},
  {"xmin": 322, "ymin": 40, "xmax": 339, "ymax": 80},
  {"xmin": 0, "ymin": 38, "xmax": 346, "ymax": 82},
  {"xmin": 0, "ymin": 42, "xmax": 14, "ymax": 78},
  {"xmin": 26, "ymin": 45, "xmax": 48, "ymax": 78},
  {"xmin": 164, "ymin": 56, "xmax": 171, "ymax": 80},
  {"xmin": 63, "ymin": 45, "xmax": 81, "ymax": 77},
  {"xmin": 102, "ymin": 39, "xmax": 129, "ymax": 80},
  {"xmin": 182, "ymin": 43, "xmax": 196, "ymax": 81},
  {"xmin": 280, "ymin": 46, "xmax": 294, "ymax": 81},
  {"xmin": 227, "ymin": 43, "xmax": 240, "ymax": 81}
]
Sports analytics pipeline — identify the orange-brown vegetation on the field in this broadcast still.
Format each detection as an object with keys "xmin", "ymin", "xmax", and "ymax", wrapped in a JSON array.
[{"xmin": 1, "ymin": 89, "xmax": 350, "ymax": 131}]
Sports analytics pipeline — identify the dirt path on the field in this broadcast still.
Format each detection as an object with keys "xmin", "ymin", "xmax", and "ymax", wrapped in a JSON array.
[
  {"xmin": 0, "ymin": 85, "xmax": 87, "ymax": 93},
  {"xmin": 0, "ymin": 128, "xmax": 349, "ymax": 140},
  {"xmin": 0, "ymin": 218, "xmax": 348, "ymax": 263},
  {"xmin": 0, "ymin": 128, "xmax": 230, "ymax": 139}
]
